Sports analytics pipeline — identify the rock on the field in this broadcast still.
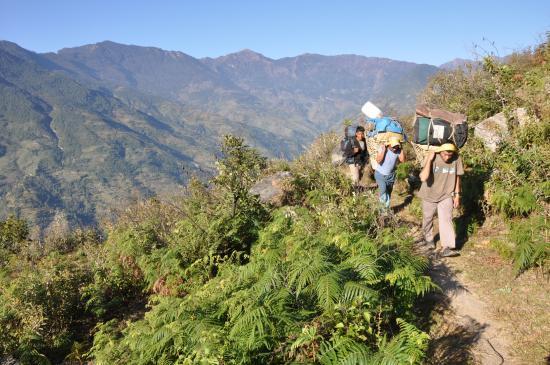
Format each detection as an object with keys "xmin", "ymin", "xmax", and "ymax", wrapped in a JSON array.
[
  {"xmin": 250, "ymin": 171, "xmax": 292, "ymax": 206},
  {"xmin": 513, "ymin": 107, "xmax": 538, "ymax": 127},
  {"xmin": 331, "ymin": 145, "xmax": 345, "ymax": 166},
  {"xmin": 474, "ymin": 112, "xmax": 508, "ymax": 152}
]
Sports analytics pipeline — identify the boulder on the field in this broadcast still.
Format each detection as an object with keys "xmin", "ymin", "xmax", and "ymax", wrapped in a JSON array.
[
  {"xmin": 513, "ymin": 107, "xmax": 539, "ymax": 127},
  {"xmin": 474, "ymin": 112, "xmax": 508, "ymax": 152},
  {"xmin": 331, "ymin": 145, "xmax": 345, "ymax": 166},
  {"xmin": 250, "ymin": 171, "xmax": 292, "ymax": 206}
]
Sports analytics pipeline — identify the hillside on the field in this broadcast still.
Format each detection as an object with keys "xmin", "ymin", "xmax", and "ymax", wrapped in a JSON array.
[
  {"xmin": 0, "ymin": 41, "xmax": 203, "ymax": 231},
  {"xmin": 0, "ymin": 35, "xmax": 548, "ymax": 364},
  {"xmin": 0, "ymin": 40, "xmax": 439, "ymax": 231}
]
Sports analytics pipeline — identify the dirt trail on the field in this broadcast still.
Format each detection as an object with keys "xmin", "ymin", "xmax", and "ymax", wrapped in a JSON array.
[
  {"xmin": 399, "ymin": 213, "xmax": 521, "ymax": 364},
  {"xmin": 428, "ymin": 257, "xmax": 519, "ymax": 364}
]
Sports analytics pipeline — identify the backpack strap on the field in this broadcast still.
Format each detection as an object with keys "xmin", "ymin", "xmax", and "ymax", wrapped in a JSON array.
[{"xmin": 427, "ymin": 117, "xmax": 434, "ymax": 148}]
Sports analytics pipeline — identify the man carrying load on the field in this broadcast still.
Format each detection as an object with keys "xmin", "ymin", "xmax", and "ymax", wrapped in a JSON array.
[
  {"xmin": 374, "ymin": 136, "xmax": 405, "ymax": 209},
  {"xmin": 418, "ymin": 143, "xmax": 463, "ymax": 257}
]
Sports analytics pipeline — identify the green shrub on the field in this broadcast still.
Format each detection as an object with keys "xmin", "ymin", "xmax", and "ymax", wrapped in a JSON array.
[
  {"xmin": 288, "ymin": 132, "xmax": 352, "ymax": 204},
  {"xmin": 0, "ymin": 215, "xmax": 29, "ymax": 252},
  {"xmin": 1, "ymin": 134, "xmax": 436, "ymax": 364},
  {"xmin": 489, "ymin": 239, "xmax": 515, "ymax": 260},
  {"xmin": 509, "ymin": 215, "xmax": 549, "ymax": 274},
  {"xmin": 396, "ymin": 162, "xmax": 413, "ymax": 181},
  {"xmin": 0, "ymin": 251, "xmax": 94, "ymax": 364},
  {"xmin": 89, "ymin": 203, "xmax": 434, "ymax": 364}
]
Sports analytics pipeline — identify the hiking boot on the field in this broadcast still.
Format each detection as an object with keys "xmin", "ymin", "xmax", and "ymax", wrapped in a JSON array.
[{"xmin": 440, "ymin": 247, "xmax": 460, "ymax": 257}]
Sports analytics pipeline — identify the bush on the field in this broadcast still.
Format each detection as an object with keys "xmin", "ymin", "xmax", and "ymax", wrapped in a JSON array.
[
  {"xmin": 0, "ymin": 133, "xmax": 435, "ymax": 364},
  {"xmin": 89, "ymin": 203, "xmax": 434, "ymax": 364},
  {"xmin": 509, "ymin": 215, "xmax": 549, "ymax": 274},
  {"xmin": 0, "ymin": 215, "xmax": 29, "ymax": 252},
  {"xmin": 0, "ymin": 251, "xmax": 94, "ymax": 364}
]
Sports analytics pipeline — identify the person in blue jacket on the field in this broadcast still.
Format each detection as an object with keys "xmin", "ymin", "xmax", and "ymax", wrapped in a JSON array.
[{"xmin": 374, "ymin": 136, "xmax": 405, "ymax": 208}]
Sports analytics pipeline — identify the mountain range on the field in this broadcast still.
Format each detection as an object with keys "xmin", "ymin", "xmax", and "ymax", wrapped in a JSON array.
[{"xmin": 0, "ymin": 40, "xmax": 445, "ymax": 232}]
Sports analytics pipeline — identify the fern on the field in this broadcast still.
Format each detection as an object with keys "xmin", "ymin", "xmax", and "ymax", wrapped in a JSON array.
[
  {"xmin": 371, "ymin": 319, "xmax": 429, "ymax": 365},
  {"xmin": 510, "ymin": 186, "xmax": 537, "ymax": 216},
  {"xmin": 288, "ymin": 250, "xmax": 333, "ymax": 297},
  {"xmin": 315, "ymin": 271, "xmax": 343, "ymax": 312},
  {"xmin": 318, "ymin": 337, "xmax": 372, "ymax": 365},
  {"xmin": 341, "ymin": 281, "xmax": 379, "ymax": 304},
  {"xmin": 510, "ymin": 215, "xmax": 549, "ymax": 273}
]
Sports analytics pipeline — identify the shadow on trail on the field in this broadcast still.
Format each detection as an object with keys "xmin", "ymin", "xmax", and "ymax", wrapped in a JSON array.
[
  {"xmin": 426, "ymin": 315, "xmax": 487, "ymax": 365},
  {"xmin": 391, "ymin": 194, "xmax": 413, "ymax": 214},
  {"xmin": 415, "ymin": 259, "xmax": 487, "ymax": 364}
]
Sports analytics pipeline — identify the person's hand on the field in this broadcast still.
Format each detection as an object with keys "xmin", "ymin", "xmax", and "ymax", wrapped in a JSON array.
[
  {"xmin": 428, "ymin": 151, "xmax": 436, "ymax": 162},
  {"xmin": 453, "ymin": 195, "xmax": 460, "ymax": 208}
]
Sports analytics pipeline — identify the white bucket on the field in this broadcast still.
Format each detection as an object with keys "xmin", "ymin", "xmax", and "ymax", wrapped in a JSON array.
[{"xmin": 361, "ymin": 101, "xmax": 382, "ymax": 119}]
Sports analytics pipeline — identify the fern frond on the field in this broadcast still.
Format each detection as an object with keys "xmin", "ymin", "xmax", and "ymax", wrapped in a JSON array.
[
  {"xmin": 385, "ymin": 267, "xmax": 437, "ymax": 296},
  {"xmin": 341, "ymin": 281, "xmax": 379, "ymax": 304},
  {"xmin": 228, "ymin": 306, "xmax": 272, "ymax": 350},
  {"xmin": 343, "ymin": 253, "xmax": 381, "ymax": 284},
  {"xmin": 315, "ymin": 271, "xmax": 343, "ymax": 312},
  {"xmin": 318, "ymin": 337, "xmax": 372, "ymax": 365},
  {"xmin": 288, "ymin": 251, "xmax": 333, "ymax": 296}
]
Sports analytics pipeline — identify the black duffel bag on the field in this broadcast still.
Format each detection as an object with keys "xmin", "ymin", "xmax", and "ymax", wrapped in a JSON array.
[{"xmin": 428, "ymin": 118, "xmax": 453, "ymax": 146}]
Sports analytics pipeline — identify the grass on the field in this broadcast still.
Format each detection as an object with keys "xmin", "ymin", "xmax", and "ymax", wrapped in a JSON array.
[{"xmin": 442, "ymin": 215, "xmax": 550, "ymax": 364}]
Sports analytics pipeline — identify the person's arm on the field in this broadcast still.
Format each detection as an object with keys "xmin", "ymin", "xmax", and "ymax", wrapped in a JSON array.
[
  {"xmin": 376, "ymin": 144, "xmax": 386, "ymax": 164},
  {"xmin": 398, "ymin": 148, "xmax": 405, "ymax": 163},
  {"xmin": 453, "ymin": 175, "xmax": 461, "ymax": 208},
  {"xmin": 419, "ymin": 151, "xmax": 436, "ymax": 182},
  {"xmin": 453, "ymin": 157, "xmax": 464, "ymax": 208}
]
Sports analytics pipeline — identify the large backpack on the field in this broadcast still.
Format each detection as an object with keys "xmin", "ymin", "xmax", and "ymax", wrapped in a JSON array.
[
  {"xmin": 367, "ymin": 117, "xmax": 404, "ymax": 136},
  {"xmin": 413, "ymin": 105, "xmax": 468, "ymax": 147},
  {"xmin": 340, "ymin": 126, "xmax": 356, "ymax": 161}
]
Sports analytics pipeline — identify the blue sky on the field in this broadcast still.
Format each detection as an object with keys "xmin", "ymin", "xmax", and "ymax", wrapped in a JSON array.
[{"xmin": 1, "ymin": 0, "xmax": 548, "ymax": 66}]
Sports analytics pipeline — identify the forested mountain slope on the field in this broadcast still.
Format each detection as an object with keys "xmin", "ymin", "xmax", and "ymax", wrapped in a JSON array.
[{"xmin": 0, "ymin": 40, "xmax": 438, "ymax": 230}]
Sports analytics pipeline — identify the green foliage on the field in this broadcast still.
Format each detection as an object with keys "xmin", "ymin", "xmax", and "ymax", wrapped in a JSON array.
[
  {"xmin": 0, "ymin": 249, "xmax": 96, "ymax": 364},
  {"xmin": 420, "ymin": 64, "xmax": 501, "ymax": 122},
  {"xmin": 214, "ymin": 135, "xmax": 267, "ymax": 207},
  {"xmin": 82, "ymin": 135, "xmax": 434, "ymax": 364},
  {"xmin": 395, "ymin": 162, "xmax": 413, "ymax": 181},
  {"xmin": 288, "ymin": 133, "xmax": 353, "ymax": 205},
  {"xmin": 509, "ymin": 216, "xmax": 549, "ymax": 274},
  {"xmin": 490, "ymin": 185, "xmax": 537, "ymax": 217},
  {"xmin": 88, "ymin": 202, "xmax": 433, "ymax": 364},
  {"xmin": 407, "ymin": 197, "xmax": 423, "ymax": 221},
  {"xmin": 0, "ymin": 136, "xmax": 435, "ymax": 363},
  {"xmin": 0, "ymin": 215, "xmax": 29, "ymax": 252},
  {"xmin": 489, "ymin": 239, "xmax": 515, "ymax": 261}
]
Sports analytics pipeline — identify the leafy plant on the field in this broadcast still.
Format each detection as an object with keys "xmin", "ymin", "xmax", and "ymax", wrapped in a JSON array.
[
  {"xmin": 0, "ymin": 215, "xmax": 29, "ymax": 252},
  {"xmin": 509, "ymin": 216, "xmax": 548, "ymax": 274}
]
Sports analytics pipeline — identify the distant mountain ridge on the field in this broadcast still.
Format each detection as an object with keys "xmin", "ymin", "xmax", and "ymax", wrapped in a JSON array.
[
  {"xmin": 43, "ymin": 41, "xmax": 440, "ymax": 125},
  {"xmin": 0, "ymin": 40, "xmax": 442, "ymax": 231}
]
